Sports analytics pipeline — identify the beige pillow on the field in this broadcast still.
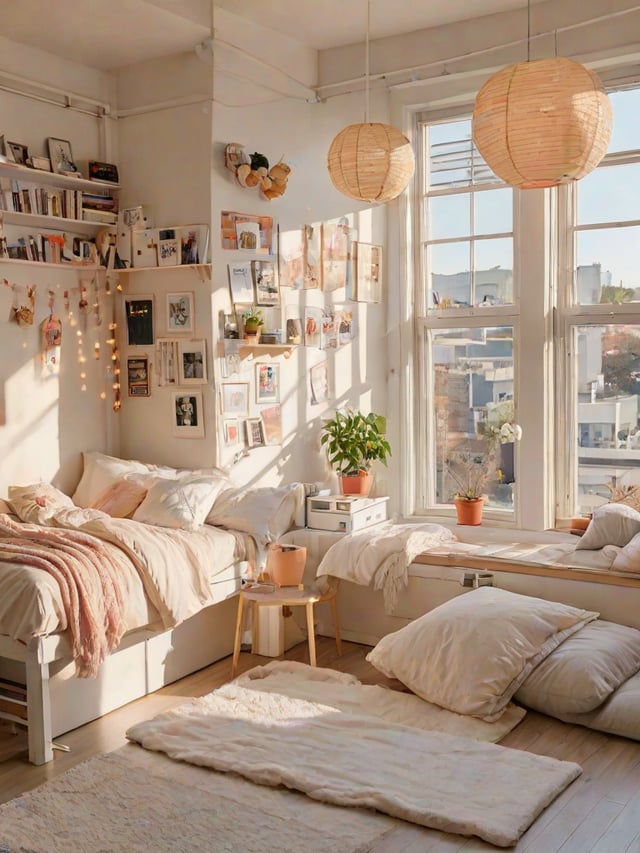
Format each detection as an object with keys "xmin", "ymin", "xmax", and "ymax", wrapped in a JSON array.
[
  {"xmin": 611, "ymin": 532, "xmax": 640, "ymax": 574},
  {"xmin": 576, "ymin": 503, "xmax": 640, "ymax": 550},
  {"xmin": 8, "ymin": 483, "xmax": 74, "ymax": 524},
  {"xmin": 515, "ymin": 619, "xmax": 640, "ymax": 715},
  {"xmin": 206, "ymin": 483, "xmax": 306, "ymax": 544},
  {"xmin": 558, "ymin": 670, "xmax": 640, "ymax": 740},
  {"xmin": 90, "ymin": 480, "xmax": 148, "ymax": 518},
  {"xmin": 72, "ymin": 451, "xmax": 154, "ymax": 507},
  {"xmin": 366, "ymin": 587, "xmax": 598, "ymax": 721},
  {"xmin": 132, "ymin": 475, "xmax": 228, "ymax": 531}
]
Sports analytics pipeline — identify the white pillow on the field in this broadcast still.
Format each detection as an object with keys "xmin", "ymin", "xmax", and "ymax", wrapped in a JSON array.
[
  {"xmin": 366, "ymin": 587, "xmax": 598, "ymax": 721},
  {"xmin": 611, "ymin": 531, "xmax": 640, "ymax": 574},
  {"xmin": 206, "ymin": 483, "xmax": 306, "ymax": 543},
  {"xmin": 8, "ymin": 483, "xmax": 74, "ymax": 524},
  {"xmin": 515, "ymin": 619, "xmax": 640, "ymax": 716},
  {"xmin": 132, "ymin": 475, "xmax": 228, "ymax": 531},
  {"xmin": 72, "ymin": 451, "xmax": 154, "ymax": 507},
  {"xmin": 576, "ymin": 503, "xmax": 640, "ymax": 550}
]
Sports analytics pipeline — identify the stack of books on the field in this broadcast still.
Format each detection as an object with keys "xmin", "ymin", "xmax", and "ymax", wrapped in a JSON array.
[{"xmin": 81, "ymin": 191, "xmax": 118, "ymax": 224}]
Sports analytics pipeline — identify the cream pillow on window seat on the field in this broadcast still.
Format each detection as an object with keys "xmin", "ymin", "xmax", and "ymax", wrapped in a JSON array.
[{"xmin": 576, "ymin": 502, "xmax": 640, "ymax": 550}]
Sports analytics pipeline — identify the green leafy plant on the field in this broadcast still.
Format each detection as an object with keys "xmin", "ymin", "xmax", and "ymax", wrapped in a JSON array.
[
  {"xmin": 242, "ymin": 307, "xmax": 264, "ymax": 331},
  {"xmin": 320, "ymin": 409, "xmax": 391, "ymax": 476}
]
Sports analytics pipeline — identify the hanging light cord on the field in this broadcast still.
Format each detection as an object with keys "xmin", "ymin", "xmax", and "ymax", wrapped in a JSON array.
[
  {"xmin": 527, "ymin": 0, "xmax": 531, "ymax": 62},
  {"xmin": 365, "ymin": 0, "xmax": 371, "ymax": 123}
]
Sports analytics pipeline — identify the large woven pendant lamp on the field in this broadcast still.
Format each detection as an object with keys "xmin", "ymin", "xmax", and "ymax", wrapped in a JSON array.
[
  {"xmin": 472, "ymin": 4, "xmax": 612, "ymax": 189},
  {"xmin": 327, "ymin": 1, "xmax": 415, "ymax": 203}
]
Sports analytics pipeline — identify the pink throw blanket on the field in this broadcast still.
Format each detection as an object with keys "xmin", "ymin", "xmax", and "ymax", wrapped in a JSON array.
[{"xmin": 0, "ymin": 514, "xmax": 126, "ymax": 677}]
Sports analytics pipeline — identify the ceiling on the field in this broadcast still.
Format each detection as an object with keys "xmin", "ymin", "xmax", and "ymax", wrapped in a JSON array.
[{"xmin": 0, "ymin": 0, "xmax": 541, "ymax": 71}]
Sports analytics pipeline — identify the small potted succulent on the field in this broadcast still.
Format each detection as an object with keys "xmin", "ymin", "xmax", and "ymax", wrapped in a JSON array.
[
  {"xmin": 242, "ymin": 307, "xmax": 263, "ymax": 341},
  {"xmin": 320, "ymin": 409, "xmax": 391, "ymax": 496}
]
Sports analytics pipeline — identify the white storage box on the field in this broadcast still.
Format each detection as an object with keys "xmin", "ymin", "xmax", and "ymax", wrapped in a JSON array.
[{"xmin": 306, "ymin": 495, "xmax": 389, "ymax": 533}]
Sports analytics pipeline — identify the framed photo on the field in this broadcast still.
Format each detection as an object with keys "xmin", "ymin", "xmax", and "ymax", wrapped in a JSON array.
[
  {"xmin": 30, "ymin": 155, "xmax": 52, "ymax": 172},
  {"xmin": 245, "ymin": 417, "xmax": 265, "ymax": 448},
  {"xmin": 158, "ymin": 238, "xmax": 179, "ymax": 266},
  {"xmin": 156, "ymin": 338, "xmax": 179, "ymax": 386},
  {"xmin": 6, "ymin": 141, "xmax": 28, "ymax": 165},
  {"xmin": 88, "ymin": 160, "xmax": 119, "ymax": 184},
  {"xmin": 228, "ymin": 262, "xmax": 254, "ymax": 304},
  {"xmin": 47, "ymin": 137, "xmax": 78, "ymax": 174},
  {"xmin": 310, "ymin": 360, "xmax": 330, "ymax": 405},
  {"xmin": 220, "ymin": 210, "xmax": 273, "ymax": 253},
  {"xmin": 223, "ymin": 418, "xmax": 240, "ymax": 446},
  {"xmin": 172, "ymin": 391, "xmax": 204, "ymax": 438},
  {"xmin": 166, "ymin": 291, "xmax": 194, "ymax": 334},
  {"xmin": 255, "ymin": 362, "xmax": 279, "ymax": 403},
  {"xmin": 178, "ymin": 339, "xmax": 207, "ymax": 385},
  {"xmin": 260, "ymin": 404, "xmax": 282, "ymax": 445},
  {"xmin": 252, "ymin": 259, "xmax": 279, "ymax": 306},
  {"xmin": 124, "ymin": 296, "xmax": 154, "ymax": 346},
  {"xmin": 220, "ymin": 382, "xmax": 249, "ymax": 416},
  {"xmin": 354, "ymin": 242, "xmax": 383, "ymax": 303},
  {"xmin": 127, "ymin": 356, "xmax": 150, "ymax": 397}
]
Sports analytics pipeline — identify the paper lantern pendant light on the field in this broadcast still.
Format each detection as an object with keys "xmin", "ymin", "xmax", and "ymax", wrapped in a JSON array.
[
  {"xmin": 473, "ymin": 57, "xmax": 612, "ymax": 189},
  {"xmin": 327, "ymin": 122, "xmax": 415, "ymax": 202}
]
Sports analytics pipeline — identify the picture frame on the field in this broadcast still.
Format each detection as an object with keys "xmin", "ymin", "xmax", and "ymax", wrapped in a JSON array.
[
  {"xmin": 127, "ymin": 356, "xmax": 150, "ymax": 397},
  {"xmin": 124, "ymin": 295, "xmax": 154, "ymax": 346},
  {"xmin": 30, "ymin": 155, "xmax": 52, "ymax": 172},
  {"xmin": 310, "ymin": 360, "xmax": 330, "ymax": 405},
  {"xmin": 220, "ymin": 382, "xmax": 249, "ymax": 416},
  {"xmin": 155, "ymin": 338, "xmax": 180, "ymax": 386},
  {"xmin": 354, "ymin": 242, "xmax": 383, "ymax": 303},
  {"xmin": 158, "ymin": 238, "xmax": 179, "ymax": 267},
  {"xmin": 47, "ymin": 137, "xmax": 78, "ymax": 174},
  {"xmin": 260, "ymin": 404, "xmax": 282, "ymax": 445},
  {"xmin": 228, "ymin": 262, "xmax": 254, "ymax": 305},
  {"xmin": 223, "ymin": 418, "xmax": 240, "ymax": 446},
  {"xmin": 245, "ymin": 417, "xmax": 265, "ymax": 448},
  {"xmin": 255, "ymin": 362, "xmax": 279, "ymax": 404},
  {"xmin": 88, "ymin": 160, "xmax": 119, "ymax": 184},
  {"xmin": 178, "ymin": 339, "xmax": 207, "ymax": 385},
  {"xmin": 6, "ymin": 141, "xmax": 29, "ymax": 165},
  {"xmin": 220, "ymin": 210, "xmax": 273, "ymax": 253},
  {"xmin": 252, "ymin": 259, "xmax": 279, "ymax": 306},
  {"xmin": 166, "ymin": 291, "xmax": 194, "ymax": 334},
  {"xmin": 172, "ymin": 391, "xmax": 205, "ymax": 438}
]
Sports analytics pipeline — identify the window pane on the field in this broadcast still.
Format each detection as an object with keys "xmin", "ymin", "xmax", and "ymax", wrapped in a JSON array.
[
  {"xmin": 577, "ymin": 163, "xmax": 640, "ymax": 224},
  {"xmin": 427, "ymin": 193, "xmax": 470, "ymax": 240},
  {"xmin": 431, "ymin": 326, "xmax": 516, "ymax": 511},
  {"xmin": 576, "ymin": 227, "xmax": 640, "ymax": 305},
  {"xmin": 608, "ymin": 89, "xmax": 640, "ymax": 154},
  {"xmin": 575, "ymin": 324, "xmax": 640, "ymax": 515},
  {"xmin": 428, "ymin": 119, "xmax": 495, "ymax": 189},
  {"xmin": 474, "ymin": 188, "xmax": 513, "ymax": 235},
  {"xmin": 474, "ymin": 239, "xmax": 514, "ymax": 307},
  {"xmin": 429, "ymin": 242, "xmax": 471, "ymax": 308}
]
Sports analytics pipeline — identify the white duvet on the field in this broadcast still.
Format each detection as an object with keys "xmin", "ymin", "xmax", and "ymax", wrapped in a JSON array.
[{"xmin": 0, "ymin": 508, "xmax": 244, "ymax": 643}]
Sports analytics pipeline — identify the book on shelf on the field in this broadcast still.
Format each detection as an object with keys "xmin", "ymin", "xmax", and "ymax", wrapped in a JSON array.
[{"xmin": 82, "ymin": 209, "xmax": 118, "ymax": 224}]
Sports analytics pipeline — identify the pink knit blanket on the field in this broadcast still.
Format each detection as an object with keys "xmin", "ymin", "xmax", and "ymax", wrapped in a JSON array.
[{"xmin": 0, "ymin": 514, "xmax": 126, "ymax": 677}]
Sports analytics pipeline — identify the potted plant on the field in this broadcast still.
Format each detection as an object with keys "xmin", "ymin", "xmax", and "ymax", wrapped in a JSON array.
[
  {"xmin": 242, "ymin": 307, "xmax": 263, "ymax": 341},
  {"xmin": 320, "ymin": 409, "xmax": 391, "ymax": 496}
]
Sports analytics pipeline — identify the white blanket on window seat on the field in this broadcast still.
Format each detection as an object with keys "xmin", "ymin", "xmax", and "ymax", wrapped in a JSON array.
[{"xmin": 315, "ymin": 521, "xmax": 456, "ymax": 612}]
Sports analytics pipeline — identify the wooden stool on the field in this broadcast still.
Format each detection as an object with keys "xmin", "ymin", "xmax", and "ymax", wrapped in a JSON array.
[{"xmin": 231, "ymin": 583, "xmax": 342, "ymax": 678}]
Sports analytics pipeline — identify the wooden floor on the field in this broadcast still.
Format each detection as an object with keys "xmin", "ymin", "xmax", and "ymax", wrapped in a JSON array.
[{"xmin": 1, "ymin": 638, "xmax": 640, "ymax": 852}]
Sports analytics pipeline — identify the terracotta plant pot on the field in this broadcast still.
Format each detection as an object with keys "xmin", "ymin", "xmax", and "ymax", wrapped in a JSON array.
[
  {"xmin": 339, "ymin": 472, "xmax": 372, "ymax": 496},
  {"xmin": 454, "ymin": 496, "xmax": 485, "ymax": 526},
  {"xmin": 266, "ymin": 544, "xmax": 307, "ymax": 587},
  {"xmin": 243, "ymin": 328, "xmax": 260, "ymax": 342}
]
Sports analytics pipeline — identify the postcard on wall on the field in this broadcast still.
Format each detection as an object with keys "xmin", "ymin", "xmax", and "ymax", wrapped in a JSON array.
[
  {"xmin": 124, "ymin": 295, "xmax": 154, "ymax": 346},
  {"xmin": 321, "ymin": 309, "xmax": 337, "ymax": 350},
  {"xmin": 220, "ymin": 210, "xmax": 273, "ymax": 253},
  {"xmin": 156, "ymin": 338, "xmax": 179, "ymax": 386},
  {"xmin": 127, "ymin": 356, "xmax": 150, "ymax": 397},
  {"xmin": 223, "ymin": 418, "xmax": 240, "ymax": 446},
  {"xmin": 304, "ymin": 306, "xmax": 323, "ymax": 348},
  {"xmin": 228, "ymin": 262, "xmax": 254, "ymax": 304},
  {"xmin": 285, "ymin": 305, "xmax": 303, "ymax": 345},
  {"xmin": 178, "ymin": 339, "xmax": 207, "ymax": 385},
  {"xmin": 310, "ymin": 360, "xmax": 330, "ymax": 406},
  {"xmin": 252, "ymin": 259, "xmax": 279, "ymax": 306},
  {"xmin": 172, "ymin": 390, "xmax": 205, "ymax": 438},
  {"xmin": 355, "ymin": 242, "xmax": 383, "ymax": 303},
  {"xmin": 166, "ymin": 291, "xmax": 194, "ymax": 334},
  {"xmin": 260, "ymin": 404, "xmax": 282, "ymax": 446},
  {"xmin": 334, "ymin": 304, "xmax": 356, "ymax": 346},
  {"xmin": 255, "ymin": 362, "xmax": 279, "ymax": 404},
  {"xmin": 278, "ymin": 227, "xmax": 304, "ymax": 289},
  {"xmin": 322, "ymin": 219, "xmax": 350, "ymax": 292},
  {"xmin": 158, "ymin": 238, "xmax": 179, "ymax": 266},
  {"xmin": 304, "ymin": 223, "xmax": 321, "ymax": 289}
]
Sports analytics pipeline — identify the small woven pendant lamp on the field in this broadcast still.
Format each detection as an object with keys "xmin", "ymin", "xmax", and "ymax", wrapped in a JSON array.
[
  {"xmin": 327, "ymin": 1, "xmax": 414, "ymax": 203},
  {"xmin": 472, "ymin": 4, "xmax": 612, "ymax": 189}
]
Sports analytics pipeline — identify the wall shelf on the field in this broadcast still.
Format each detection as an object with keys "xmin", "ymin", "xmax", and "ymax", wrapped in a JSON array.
[
  {"xmin": 2, "ymin": 209, "xmax": 106, "ymax": 237},
  {"xmin": 0, "ymin": 161, "xmax": 120, "ymax": 193},
  {"xmin": 117, "ymin": 263, "xmax": 212, "ymax": 282},
  {"xmin": 0, "ymin": 257, "xmax": 103, "ymax": 272},
  {"xmin": 238, "ymin": 342, "xmax": 296, "ymax": 359}
]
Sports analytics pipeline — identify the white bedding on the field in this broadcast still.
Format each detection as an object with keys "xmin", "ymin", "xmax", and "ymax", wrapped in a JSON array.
[
  {"xmin": 0, "ymin": 510, "xmax": 246, "ymax": 644},
  {"xmin": 426, "ymin": 539, "xmax": 622, "ymax": 572}
]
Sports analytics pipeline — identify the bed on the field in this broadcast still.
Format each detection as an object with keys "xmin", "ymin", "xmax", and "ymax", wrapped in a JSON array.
[{"xmin": 0, "ymin": 451, "xmax": 307, "ymax": 765}]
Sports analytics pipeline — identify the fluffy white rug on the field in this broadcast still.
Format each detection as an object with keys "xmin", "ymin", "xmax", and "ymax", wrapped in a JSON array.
[{"xmin": 127, "ymin": 664, "xmax": 581, "ymax": 847}]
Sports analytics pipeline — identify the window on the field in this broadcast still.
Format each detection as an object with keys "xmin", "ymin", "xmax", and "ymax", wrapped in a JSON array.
[{"xmin": 415, "ymin": 88, "xmax": 640, "ymax": 526}]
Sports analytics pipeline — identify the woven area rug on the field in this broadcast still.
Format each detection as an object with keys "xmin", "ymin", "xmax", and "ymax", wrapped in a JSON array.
[{"xmin": 0, "ymin": 744, "xmax": 397, "ymax": 853}]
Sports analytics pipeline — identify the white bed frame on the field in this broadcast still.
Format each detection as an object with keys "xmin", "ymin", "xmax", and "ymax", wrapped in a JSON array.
[{"xmin": 0, "ymin": 570, "xmax": 242, "ymax": 764}]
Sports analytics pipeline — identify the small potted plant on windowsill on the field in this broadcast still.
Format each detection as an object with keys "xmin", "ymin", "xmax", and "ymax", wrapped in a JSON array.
[
  {"xmin": 320, "ymin": 409, "xmax": 391, "ymax": 496},
  {"xmin": 242, "ymin": 307, "xmax": 263, "ymax": 342}
]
